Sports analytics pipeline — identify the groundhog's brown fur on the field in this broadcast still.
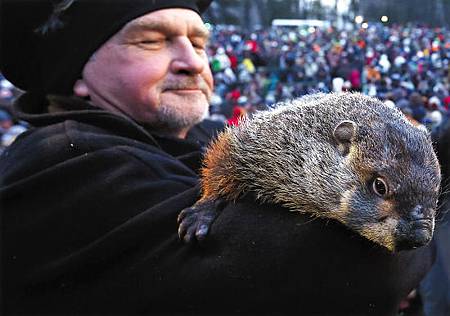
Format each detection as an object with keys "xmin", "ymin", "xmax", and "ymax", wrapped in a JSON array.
[{"xmin": 179, "ymin": 92, "xmax": 441, "ymax": 251}]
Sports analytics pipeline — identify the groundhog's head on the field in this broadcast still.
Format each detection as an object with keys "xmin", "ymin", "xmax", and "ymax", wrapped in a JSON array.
[
  {"xmin": 234, "ymin": 93, "xmax": 440, "ymax": 252},
  {"xmin": 331, "ymin": 104, "xmax": 441, "ymax": 252}
]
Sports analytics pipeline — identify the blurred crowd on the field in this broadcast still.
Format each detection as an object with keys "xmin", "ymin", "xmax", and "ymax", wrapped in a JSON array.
[
  {"xmin": 1, "ymin": 22, "xmax": 450, "ymax": 152},
  {"xmin": 0, "ymin": 73, "xmax": 26, "ymax": 155},
  {"xmin": 206, "ymin": 22, "xmax": 450, "ymax": 136}
]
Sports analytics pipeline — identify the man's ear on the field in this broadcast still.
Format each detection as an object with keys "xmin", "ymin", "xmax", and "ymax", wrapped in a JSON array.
[
  {"xmin": 73, "ymin": 79, "xmax": 90, "ymax": 97},
  {"xmin": 333, "ymin": 120, "xmax": 357, "ymax": 156}
]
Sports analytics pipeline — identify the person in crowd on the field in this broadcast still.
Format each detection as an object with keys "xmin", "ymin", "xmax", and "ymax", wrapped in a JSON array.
[
  {"xmin": 0, "ymin": 108, "xmax": 27, "ymax": 155},
  {"xmin": 0, "ymin": 109, "xmax": 13, "ymax": 136}
]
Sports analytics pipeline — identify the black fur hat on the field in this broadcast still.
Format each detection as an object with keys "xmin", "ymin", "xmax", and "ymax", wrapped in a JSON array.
[{"xmin": 0, "ymin": 0, "xmax": 212, "ymax": 95}]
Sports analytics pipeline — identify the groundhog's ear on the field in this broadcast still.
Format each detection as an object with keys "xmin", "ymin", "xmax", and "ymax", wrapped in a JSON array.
[{"xmin": 333, "ymin": 120, "xmax": 357, "ymax": 156}]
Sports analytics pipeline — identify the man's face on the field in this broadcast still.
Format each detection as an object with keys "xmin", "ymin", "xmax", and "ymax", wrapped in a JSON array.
[{"xmin": 75, "ymin": 8, "xmax": 213, "ymax": 138}]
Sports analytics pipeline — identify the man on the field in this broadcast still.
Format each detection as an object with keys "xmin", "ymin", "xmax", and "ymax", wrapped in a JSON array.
[{"xmin": 0, "ymin": 1, "xmax": 435, "ymax": 315}]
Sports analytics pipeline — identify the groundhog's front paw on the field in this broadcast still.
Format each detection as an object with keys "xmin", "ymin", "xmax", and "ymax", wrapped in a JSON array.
[{"xmin": 177, "ymin": 206, "xmax": 215, "ymax": 243}]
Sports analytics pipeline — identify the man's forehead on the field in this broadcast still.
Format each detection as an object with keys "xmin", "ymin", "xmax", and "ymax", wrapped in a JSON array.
[{"xmin": 122, "ymin": 8, "xmax": 209, "ymax": 38}]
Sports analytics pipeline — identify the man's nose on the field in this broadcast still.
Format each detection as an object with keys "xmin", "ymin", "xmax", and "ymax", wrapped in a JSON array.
[{"xmin": 170, "ymin": 38, "xmax": 205, "ymax": 75}]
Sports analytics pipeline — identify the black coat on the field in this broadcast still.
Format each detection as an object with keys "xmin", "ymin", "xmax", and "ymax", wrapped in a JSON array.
[{"xmin": 0, "ymin": 93, "xmax": 434, "ymax": 315}]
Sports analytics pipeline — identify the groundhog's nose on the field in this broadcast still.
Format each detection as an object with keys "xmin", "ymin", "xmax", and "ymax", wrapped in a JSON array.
[
  {"xmin": 395, "ymin": 205, "xmax": 435, "ymax": 251},
  {"xmin": 397, "ymin": 221, "xmax": 433, "ymax": 250},
  {"xmin": 410, "ymin": 205, "xmax": 425, "ymax": 220}
]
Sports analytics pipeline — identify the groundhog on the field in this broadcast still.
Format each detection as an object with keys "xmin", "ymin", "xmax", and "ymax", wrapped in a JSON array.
[{"xmin": 178, "ymin": 92, "xmax": 441, "ymax": 252}]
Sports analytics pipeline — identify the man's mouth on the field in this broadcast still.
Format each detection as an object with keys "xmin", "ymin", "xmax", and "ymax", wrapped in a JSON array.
[
  {"xmin": 162, "ymin": 77, "xmax": 210, "ymax": 97},
  {"xmin": 166, "ymin": 88, "xmax": 203, "ymax": 92},
  {"xmin": 163, "ymin": 87, "xmax": 208, "ymax": 97}
]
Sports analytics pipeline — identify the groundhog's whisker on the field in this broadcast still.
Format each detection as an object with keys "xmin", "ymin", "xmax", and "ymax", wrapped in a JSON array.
[
  {"xmin": 438, "ymin": 180, "xmax": 450, "ymax": 196},
  {"xmin": 435, "ymin": 199, "xmax": 450, "ymax": 222}
]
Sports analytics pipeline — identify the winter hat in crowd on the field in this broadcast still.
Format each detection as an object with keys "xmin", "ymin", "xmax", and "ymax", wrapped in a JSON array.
[
  {"xmin": 0, "ymin": 109, "xmax": 12, "ymax": 122},
  {"xmin": 428, "ymin": 96, "xmax": 442, "ymax": 107},
  {"xmin": 0, "ymin": 0, "xmax": 212, "ymax": 95}
]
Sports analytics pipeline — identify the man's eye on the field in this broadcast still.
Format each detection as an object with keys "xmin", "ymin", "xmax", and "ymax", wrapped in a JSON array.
[
  {"xmin": 193, "ymin": 45, "xmax": 205, "ymax": 51},
  {"xmin": 140, "ymin": 40, "xmax": 159, "ymax": 44},
  {"xmin": 191, "ymin": 39, "xmax": 206, "ymax": 50},
  {"xmin": 137, "ymin": 39, "xmax": 164, "ymax": 47}
]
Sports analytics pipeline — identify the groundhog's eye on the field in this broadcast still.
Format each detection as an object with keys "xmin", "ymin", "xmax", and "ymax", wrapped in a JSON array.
[{"xmin": 372, "ymin": 177, "xmax": 389, "ymax": 197}]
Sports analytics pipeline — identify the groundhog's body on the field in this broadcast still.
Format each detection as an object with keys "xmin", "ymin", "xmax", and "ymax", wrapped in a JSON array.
[{"xmin": 179, "ymin": 92, "xmax": 441, "ymax": 252}]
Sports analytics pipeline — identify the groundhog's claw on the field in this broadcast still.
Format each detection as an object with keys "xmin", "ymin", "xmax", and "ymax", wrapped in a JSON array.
[
  {"xmin": 177, "ymin": 209, "xmax": 197, "ymax": 243},
  {"xmin": 177, "ymin": 199, "xmax": 226, "ymax": 243},
  {"xmin": 177, "ymin": 206, "xmax": 215, "ymax": 242},
  {"xmin": 196, "ymin": 224, "xmax": 209, "ymax": 239}
]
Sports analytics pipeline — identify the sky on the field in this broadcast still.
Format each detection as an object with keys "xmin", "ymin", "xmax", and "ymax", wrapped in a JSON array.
[{"xmin": 319, "ymin": 0, "xmax": 351, "ymax": 14}]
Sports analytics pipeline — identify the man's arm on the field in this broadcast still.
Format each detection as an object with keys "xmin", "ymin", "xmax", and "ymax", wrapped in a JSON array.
[{"xmin": 1, "ymin": 120, "xmax": 434, "ymax": 315}]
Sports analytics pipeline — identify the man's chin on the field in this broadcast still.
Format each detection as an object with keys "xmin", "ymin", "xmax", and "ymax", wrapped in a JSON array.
[{"xmin": 154, "ymin": 100, "xmax": 208, "ymax": 133}]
